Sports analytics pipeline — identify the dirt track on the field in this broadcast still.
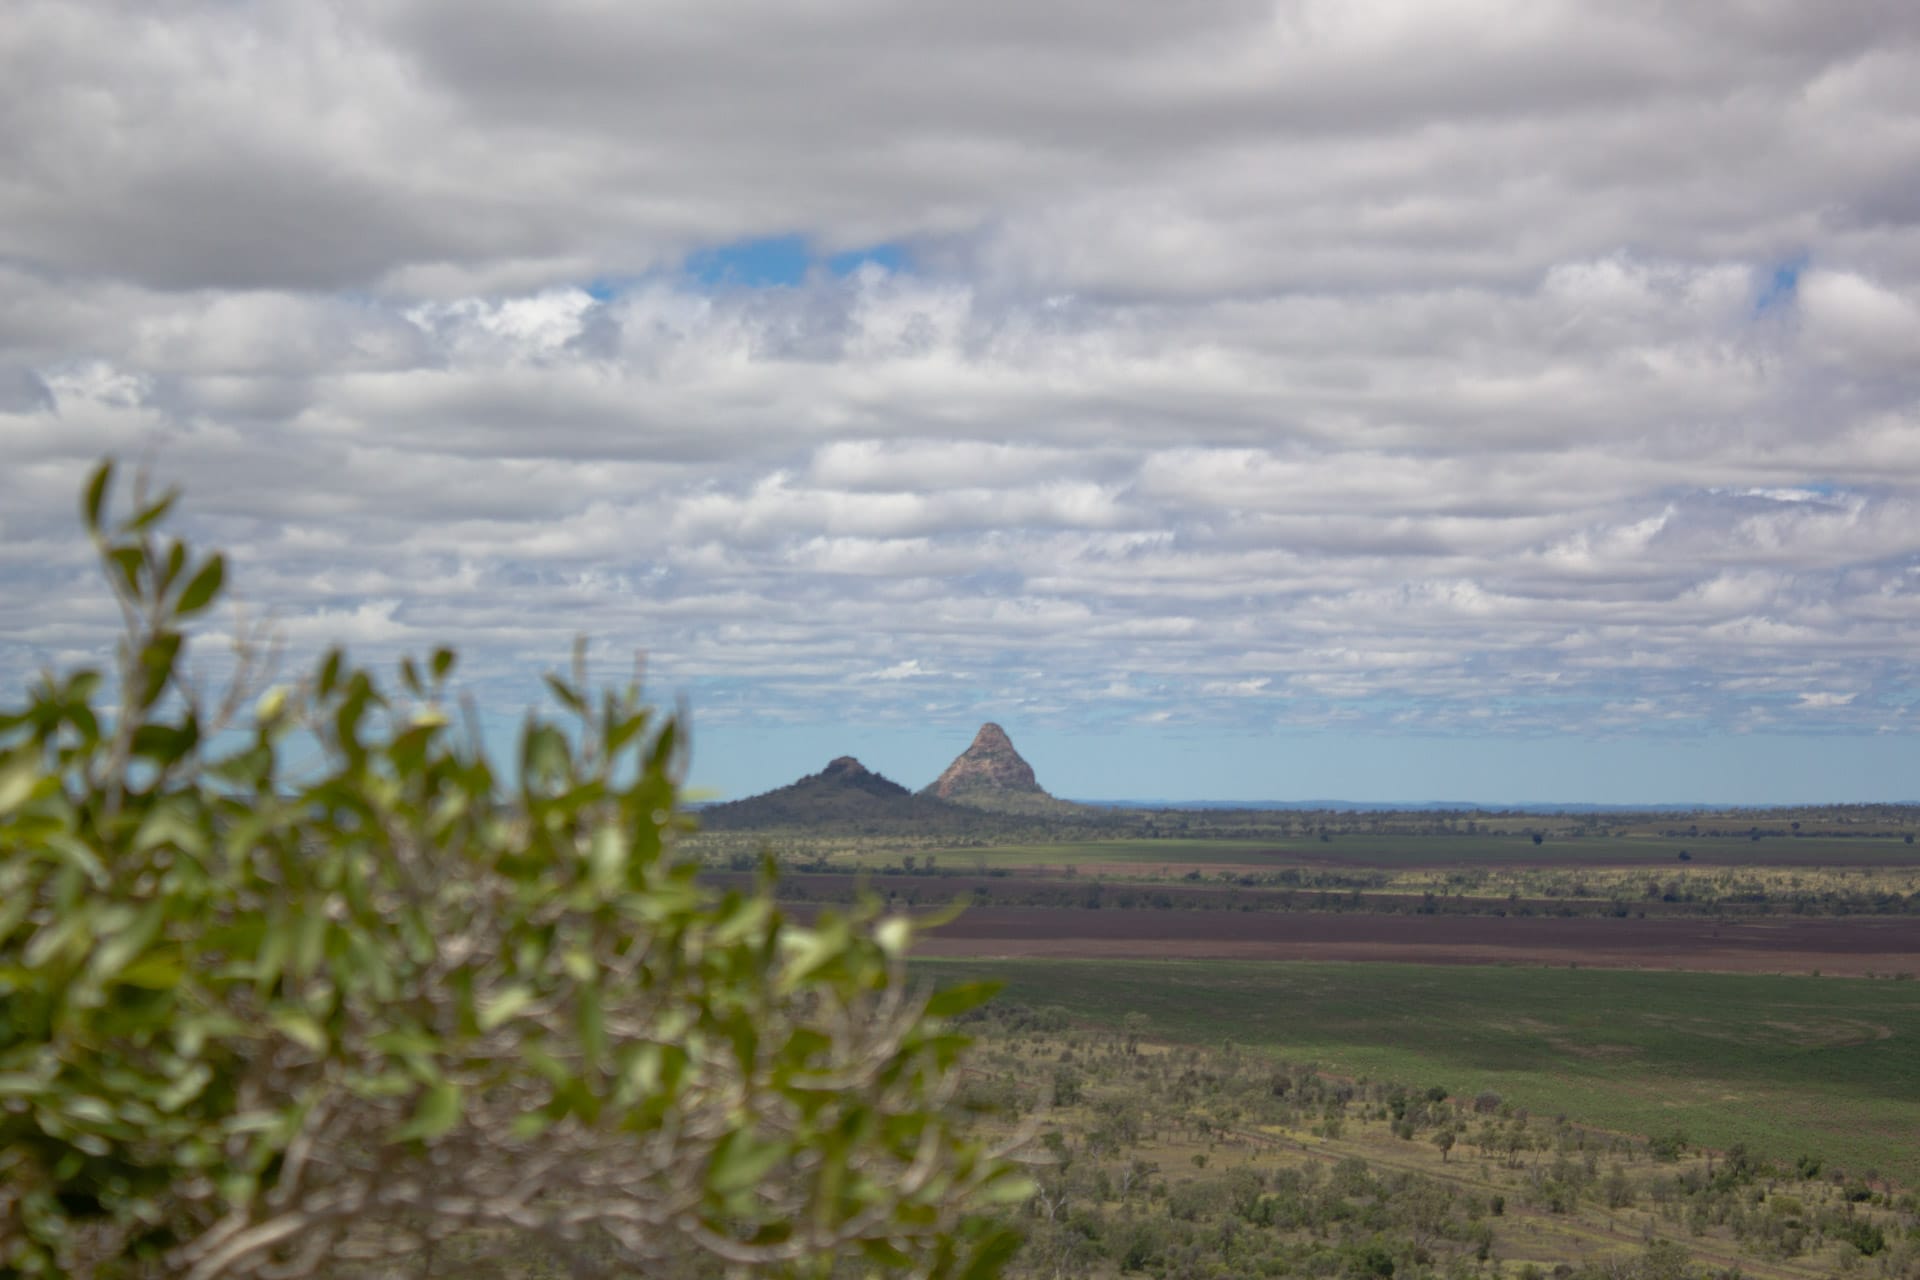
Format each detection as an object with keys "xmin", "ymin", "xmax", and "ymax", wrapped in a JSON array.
[{"xmin": 913, "ymin": 907, "xmax": 1920, "ymax": 975}]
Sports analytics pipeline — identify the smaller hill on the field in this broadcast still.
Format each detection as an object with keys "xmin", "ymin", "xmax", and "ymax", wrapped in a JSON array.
[{"xmin": 699, "ymin": 756, "xmax": 977, "ymax": 831}]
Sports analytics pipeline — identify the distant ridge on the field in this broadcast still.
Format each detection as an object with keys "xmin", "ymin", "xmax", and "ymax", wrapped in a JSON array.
[{"xmin": 697, "ymin": 755, "xmax": 997, "ymax": 831}]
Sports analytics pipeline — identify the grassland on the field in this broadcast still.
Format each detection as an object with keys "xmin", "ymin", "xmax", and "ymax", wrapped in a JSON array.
[
  {"xmin": 963, "ymin": 1011, "xmax": 1915, "ymax": 1279},
  {"xmin": 924, "ymin": 957, "xmax": 1920, "ymax": 1186}
]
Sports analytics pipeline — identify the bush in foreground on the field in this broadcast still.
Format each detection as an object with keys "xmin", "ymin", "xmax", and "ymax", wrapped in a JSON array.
[{"xmin": 0, "ymin": 463, "xmax": 1028, "ymax": 1278}]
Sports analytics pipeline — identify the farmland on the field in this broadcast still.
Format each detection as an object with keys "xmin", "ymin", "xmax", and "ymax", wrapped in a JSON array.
[
  {"xmin": 914, "ymin": 832, "xmax": 1920, "ymax": 871},
  {"xmin": 909, "ymin": 905, "xmax": 1920, "ymax": 975},
  {"xmin": 711, "ymin": 805, "xmax": 1920, "ymax": 1269},
  {"xmin": 695, "ymin": 825, "xmax": 1920, "ymax": 918}
]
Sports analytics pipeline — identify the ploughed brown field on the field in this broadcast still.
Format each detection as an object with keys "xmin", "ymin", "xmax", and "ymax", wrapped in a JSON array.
[{"xmin": 911, "ymin": 906, "xmax": 1920, "ymax": 975}]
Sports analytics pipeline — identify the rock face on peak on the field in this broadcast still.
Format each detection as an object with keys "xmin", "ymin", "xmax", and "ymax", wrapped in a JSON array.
[{"xmin": 922, "ymin": 723, "xmax": 1047, "ymax": 802}]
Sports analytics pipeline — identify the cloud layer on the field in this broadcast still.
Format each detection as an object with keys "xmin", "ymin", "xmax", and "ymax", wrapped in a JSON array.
[{"xmin": 4, "ymin": 2, "xmax": 1919, "ymax": 796}]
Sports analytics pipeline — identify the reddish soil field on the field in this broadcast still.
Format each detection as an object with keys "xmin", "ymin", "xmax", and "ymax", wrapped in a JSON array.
[{"xmin": 911, "ymin": 907, "xmax": 1920, "ymax": 976}]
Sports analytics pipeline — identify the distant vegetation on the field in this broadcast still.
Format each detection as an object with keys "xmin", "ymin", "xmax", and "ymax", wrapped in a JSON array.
[
  {"xmin": 927, "ymin": 959, "xmax": 1920, "ymax": 1190},
  {"xmin": 949, "ymin": 1000, "xmax": 1920, "ymax": 1279}
]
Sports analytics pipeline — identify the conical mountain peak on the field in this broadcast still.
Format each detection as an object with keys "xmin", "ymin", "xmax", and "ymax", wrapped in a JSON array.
[
  {"xmin": 969, "ymin": 723, "xmax": 1016, "ymax": 752},
  {"xmin": 923, "ymin": 722, "xmax": 1046, "ymax": 800}
]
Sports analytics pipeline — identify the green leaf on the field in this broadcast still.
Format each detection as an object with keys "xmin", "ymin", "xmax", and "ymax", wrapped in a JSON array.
[
  {"xmin": 134, "ymin": 797, "xmax": 211, "ymax": 859},
  {"xmin": 154, "ymin": 1062, "xmax": 213, "ymax": 1113},
  {"xmin": 131, "ymin": 721, "xmax": 198, "ymax": 764},
  {"xmin": 0, "ymin": 892, "xmax": 34, "ymax": 945},
  {"xmin": 45, "ymin": 833, "xmax": 109, "ymax": 886},
  {"xmin": 576, "ymin": 983, "xmax": 607, "ymax": 1069},
  {"xmin": 707, "ymin": 1130, "xmax": 790, "ymax": 1196},
  {"xmin": 430, "ymin": 647, "xmax": 456, "ymax": 680},
  {"xmin": 561, "ymin": 947, "xmax": 596, "ymax": 983},
  {"xmin": 317, "ymin": 647, "xmax": 343, "ymax": 698},
  {"xmin": 510, "ymin": 1110, "xmax": 553, "ymax": 1141},
  {"xmin": 0, "ymin": 1072, "xmax": 48, "ymax": 1099},
  {"xmin": 134, "ymin": 633, "xmax": 184, "ymax": 709},
  {"xmin": 270, "ymin": 1012, "xmax": 329, "ymax": 1053},
  {"xmin": 779, "ymin": 920, "xmax": 851, "ymax": 991},
  {"xmin": 161, "ymin": 538, "xmax": 187, "ymax": 592},
  {"xmin": 958, "ymin": 1225, "xmax": 1027, "ymax": 1280},
  {"xmin": 88, "ymin": 898, "xmax": 169, "ymax": 985},
  {"xmin": 370, "ymin": 1027, "xmax": 440, "ymax": 1060},
  {"xmin": 65, "ymin": 668, "xmax": 104, "ymax": 706},
  {"xmin": 0, "ymin": 758, "xmax": 41, "ymax": 815},
  {"xmin": 392, "ymin": 1081, "xmax": 463, "ymax": 1143},
  {"xmin": 109, "ymin": 545, "xmax": 145, "ymax": 593},
  {"xmin": 124, "ymin": 491, "xmax": 178, "ymax": 532},
  {"xmin": 588, "ymin": 824, "xmax": 628, "ymax": 891},
  {"xmin": 117, "ymin": 950, "xmax": 185, "ymax": 991},
  {"xmin": 478, "ymin": 984, "xmax": 535, "ymax": 1032},
  {"xmin": 25, "ymin": 905, "xmax": 91, "ymax": 968},
  {"xmin": 290, "ymin": 910, "xmax": 326, "ymax": 979},
  {"xmin": 175, "ymin": 554, "xmax": 225, "ymax": 616},
  {"xmin": 521, "ymin": 723, "xmax": 570, "ymax": 785},
  {"xmin": 544, "ymin": 674, "xmax": 586, "ymax": 714},
  {"xmin": 976, "ymin": 1170, "xmax": 1038, "ymax": 1206},
  {"xmin": 84, "ymin": 461, "xmax": 113, "ymax": 530},
  {"xmin": 860, "ymin": 1238, "xmax": 916, "ymax": 1268}
]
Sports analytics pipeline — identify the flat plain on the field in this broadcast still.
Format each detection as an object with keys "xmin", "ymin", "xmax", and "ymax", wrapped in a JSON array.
[
  {"xmin": 715, "ymin": 812, "xmax": 1920, "ymax": 1194},
  {"xmin": 924, "ymin": 956, "xmax": 1920, "ymax": 1186}
]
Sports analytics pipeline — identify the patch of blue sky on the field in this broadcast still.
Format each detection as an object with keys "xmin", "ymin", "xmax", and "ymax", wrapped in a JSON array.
[
  {"xmin": 582, "ymin": 237, "xmax": 907, "ymax": 300},
  {"xmin": 1754, "ymin": 256, "xmax": 1804, "ymax": 314},
  {"xmin": 687, "ymin": 235, "xmax": 908, "ymax": 288},
  {"xmin": 686, "ymin": 234, "xmax": 811, "ymax": 287}
]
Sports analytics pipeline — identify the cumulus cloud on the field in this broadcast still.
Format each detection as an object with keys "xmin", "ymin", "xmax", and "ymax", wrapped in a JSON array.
[{"xmin": 3, "ymin": 2, "xmax": 1920, "ymax": 791}]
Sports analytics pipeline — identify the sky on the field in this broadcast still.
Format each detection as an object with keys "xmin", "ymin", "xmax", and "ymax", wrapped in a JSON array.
[{"xmin": 3, "ymin": 2, "xmax": 1920, "ymax": 805}]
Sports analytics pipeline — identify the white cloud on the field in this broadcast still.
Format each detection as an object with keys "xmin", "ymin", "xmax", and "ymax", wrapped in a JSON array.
[
  {"xmin": 2, "ymin": 2, "xmax": 1919, "ymax": 764},
  {"xmin": 1798, "ymin": 270, "xmax": 1920, "ymax": 370},
  {"xmin": 869, "ymin": 659, "xmax": 931, "ymax": 681}
]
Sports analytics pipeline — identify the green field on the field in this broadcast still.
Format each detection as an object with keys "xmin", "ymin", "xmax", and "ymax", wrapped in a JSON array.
[
  {"xmin": 924, "ymin": 957, "xmax": 1920, "ymax": 1185},
  {"xmin": 912, "ymin": 834, "xmax": 1920, "ymax": 870}
]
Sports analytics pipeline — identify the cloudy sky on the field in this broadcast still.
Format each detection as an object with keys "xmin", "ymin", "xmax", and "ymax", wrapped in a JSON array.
[{"xmin": 5, "ymin": 2, "xmax": 1920, "ymax": 804}]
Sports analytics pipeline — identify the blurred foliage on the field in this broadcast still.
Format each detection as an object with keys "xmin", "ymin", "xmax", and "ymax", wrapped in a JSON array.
[{"xmin": 0, "ymin": 461, "xmax": 1029, "ymax": 1279}]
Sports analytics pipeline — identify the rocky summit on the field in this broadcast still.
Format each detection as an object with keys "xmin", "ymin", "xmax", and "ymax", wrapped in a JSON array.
[{"xmin": 922, "ymin": 723, "xmax": 1047, "ymax": 800}]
